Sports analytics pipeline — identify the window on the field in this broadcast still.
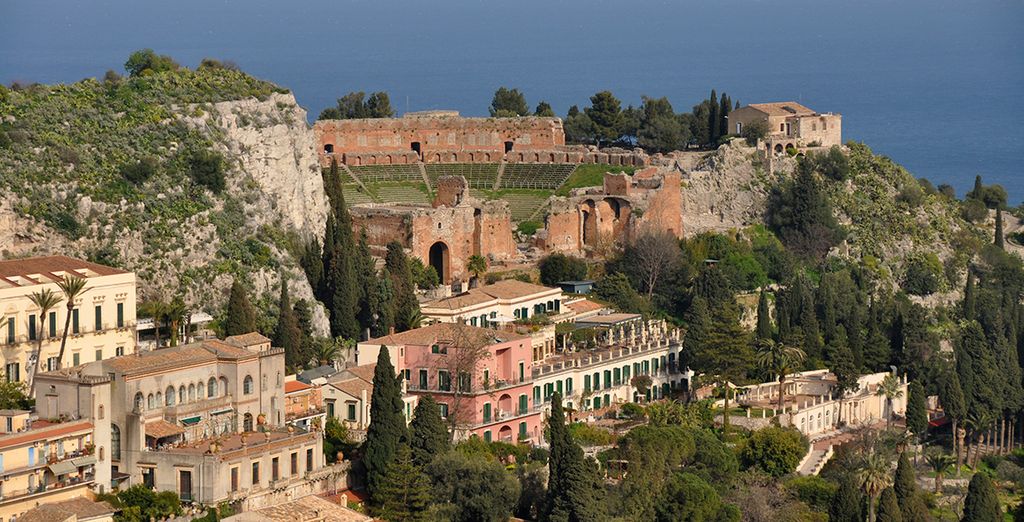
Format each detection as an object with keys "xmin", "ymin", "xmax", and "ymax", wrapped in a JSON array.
[
  {"xmin": 438, "ymin": 370, "xmax": 450, "ymax": 391},
  {"xmin": 252, "ymin": 462, "xmax": 260, "ymax": 485},
  {"xmin": 72, "ymin": 352, "xmax": 80, "ymax": 366},
  {"xmin": 431, "ymin": 344, "xmax": 440, "ymax": 354},
  {"xmin": 116, "ymin": 303, "xmax": 124, "ymax": 328},
  {"xmin": 271, "ymin": 457, "xmax": 279, "ymax": 481},
  {"xmin": 230, "ymin": 467, "xmax": 239, "ymax": 492},
  {"xmin": 470, "ymin": 317, "xmax": 477, "ymax": 327},
  {"xmin": 208, "ymin": 377, "xmax": 217, "ymax": 398},
  {"xmin": 46, "ymin": 357, "xmax": 58, "ymax": 372},
  {"xmin": 326, "ymin": 401, "xmax": 335, "ymax": 418},
  {"xmin": 147, "ymin": 393, "xmax": 156, "ymax": 409},
  {"xmin": 28, "ymin": 315, "xmax": 36, "ymax": 341},
  {"xmin": 519, "ymin": 422, "xmax": 527, "ymax": 439},
  {"xmin": 5, "ymin": 320, "xmax": 13, "ymax": 344},
  {"xmin": 188, "ymin": 384, "xmax": 195, "ymax": 402},
  {"xmin": 306, "ymin": 449, "xmax": 314, "ymax": 472},
  {"xmin": 71, "ymin": 309, "xmax": 79, "ymax": 334},
  {"xmin": 603, "ymin": 370, "xmax": 611, "ymax": 388},
  {"xmin": 483, "ymin": 403, "xmax": 492, "ymax": 422},
  {"xmin": 289, "ymin": 452, "xmax": 298, "ymax": 475},
  {"xmin": 94, "ymin": 305, "xmax": 102, "ymax": 331},
  {"xmin": 178, "ymin": 470, "xmax": 193, "ymax": 501},
  {"xmin": 458, "ymin": 372, "xmax": 471, "ymax": 392},
  {"xmin": 115, "ymin": 345, "xmax": 124, "ymax": 356},
  {"xmin": 518, "ymin": 362, "xmax": 525, "ymax": 383},
  {"xmin": 533, "ymin": 386, "xmax": 540, "ymax": 405},
  {"xmin": 418, "ymin": 369, "xmax": 428, "ymax": 390},
  {"xmin": 519, "ymin": 394, "xmax": 528, "ymax": 414},
  {"xmin": 95, "ymin": 349, "xmax": 102, "ymax": 362},
  {"xmin": 566, "ymin": 378, "xmax": 573, "ymax": 394},
  {"xmin": 243, "ymin": 413, "xmax": 254, "ymax": 432},
  {"xmin": 484, "ymin": 430, "xmax": 492, "ymax": 442},
  {"xmin": 439, "ymin": 403, "xmax": 449, "ymax": 418},
  {"xmin": 614, "ymin": 368, "xmax": 621, "ymax": 385},
  {"xmin": 165, "ymin": 387, "xmax": 175, "ymax": 406},
  {"xmin": 179, "ymin": 386, "xmax": 186, "ymax": 404},
  {"xmin": 584, "ymin": 375, "xmax": 591, "ymax": 393},
  {"xmin": 243, "ymin": 375, "xmax": 254, "ymax": 394},
  {"xmin": 347, "ymin": 403, "xmax": 356, "ymax": 421},
  {"xmin": 49, "ymin": 312, "xmax": 57, "ymax": 337},
  {"xmin": 111, "ymin": 424, "xmax": 120, "ymax": 460},
  {"xmin": 133, "ymin": 393, "xmax": 144, "ymax": 412}
]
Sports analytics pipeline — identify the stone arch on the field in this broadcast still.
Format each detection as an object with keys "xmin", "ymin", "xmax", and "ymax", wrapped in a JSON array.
[
  {"xmin": 384, "ymin": 154, "xmax": 393, "ymax": 165},
  {"xmin": 550, "ymin": 153, "xmax": 557, "ymax": 163},
  {"xmin": 785, "ymin": 143, "xmax": 795, "ymax": 151},
  {"xmin": 367, "ymin": 155, "xmax": 377, "ymax": 165},
  {"xmin": 498, "ymin": 393, "xmax": 513, "ymax": 414},
  {"xmin": 323, "ymin": 143, "xmax": 334, "ymax": 154},
  {"xmin": 467, "ymin": 152, "xmax": 475, "ymax": 162},
  {"xmin": 429, "ymin": 241, "xmax": 451, "ymax": 284},
  {"xmin": 450, "ymin": 152, "xmax": 458, "ymax": 162},
  {"xmin": 774, "ymin": 143, "xmax": 784, "ymax": 154},
  {"xmin": 498, "ymin": 425, "xmax": 513, "ymax": 442},
  {"xmin": 433, "ymin": 153, "xmax": 442, "ymax": 163},
  {"xmin": 484, "ymin": 152, "xmax": 492, "ymax": 162},
  {"xmin": 533, "ymin": 152, "xmax": 541, "ymax": 162}
]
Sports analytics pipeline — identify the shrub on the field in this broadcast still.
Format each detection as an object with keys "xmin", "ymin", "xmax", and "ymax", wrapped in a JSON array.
[
  {"xmin": 896, "ymin": 181, "xmax": 924, "ymax": 207},
  {"xmin": 538, "ymin": 252, "xmax": 588, "ymax": 286},
  {"xmin": 568, "ymin": 422, "xmax": 616, "ymax": 446},
  {"xmin": 803, "ymin": 145, "xmax": 850, "ymax": 181},
  {"xmin": 188, "ymin": 149, "xmax": 226, "ymax": 193},
  {"xmin": 785, "ymin": 475, "xmax": 837, "ymax": 512},
  {"xmin": 741, "ymin": 119, "xmax": 769, "ymax": 145},
  {"xmin": 120, "ymin": 156, "xmax": 159, "ymax": 184},
  {"xmin": 517, "ymin": 220, "xmax": 541, "ymax": 236},
  {"xmin": 903, "ymin": 253, "xmax": 943, "ymax": 296},
  {"xmin": 620, "ymin": 402, "xmax": 645, "ymax": 419},
  {"xmin": 124, "ymin": 49, "xmax": 180, "ymax": 77},
  {"xmin": 740, "ymin": 426, "xmax": 807, "ymax": 476},
  {"xmin": 961, "ymin": 198, "xmax": 988, "ymax": 222}
]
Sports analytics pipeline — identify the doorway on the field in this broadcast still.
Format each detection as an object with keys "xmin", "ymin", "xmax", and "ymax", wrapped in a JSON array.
[
  {"xmin": 429, "ymin": 241, "xmax": 449, "ymax": 284},
  {"xmin": 504, "ymin": 141, "xmax": 514, "ymax": 154},
  {"xmin": 411, "ymin": 142, "xmax": 421, "ymax": 159}
]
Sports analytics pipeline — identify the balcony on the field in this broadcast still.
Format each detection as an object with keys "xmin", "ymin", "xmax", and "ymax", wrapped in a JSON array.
[
  {"xmin": 286, "ymin": 406, "xmax": 326, "ymax": 423},
  {"xmin": 0, "ymin": 469, "xmax": 94, "ymax": 503}
]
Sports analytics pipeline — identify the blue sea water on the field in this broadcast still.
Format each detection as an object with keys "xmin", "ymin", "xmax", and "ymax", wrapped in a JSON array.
[{"xmin": 2, "ymin": 0, "xmax": 1022, "ymax": 200}]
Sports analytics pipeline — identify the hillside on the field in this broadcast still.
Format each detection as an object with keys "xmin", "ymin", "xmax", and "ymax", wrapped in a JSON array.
[{"xmin": 0, "ymin": 67, "xmax": 329, "ymax": 333}]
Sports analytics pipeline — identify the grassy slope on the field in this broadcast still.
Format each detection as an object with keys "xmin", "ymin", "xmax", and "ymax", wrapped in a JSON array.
[{"xmin": 556, "ymin": 164, "xmax": 636, "ymax": 196}]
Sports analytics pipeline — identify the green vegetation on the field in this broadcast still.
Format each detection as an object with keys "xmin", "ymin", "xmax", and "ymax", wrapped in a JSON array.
[
  {"xmin": 318, "ymin": 91, "xmax": 394, "ymax": 120},
  {"xmin": 489, "ymin": 87, "xmax": 530, "ymax": 117},
  {"xmin": 556, "ymin": 163, "xmax": 636, "ymax": 196}
]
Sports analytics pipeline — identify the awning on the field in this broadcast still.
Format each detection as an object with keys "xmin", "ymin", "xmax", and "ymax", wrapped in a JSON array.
[
  {"xmin": 146, "ymin": 419, "xmax": 186, "ymax": 439},
  {"xmin": 180, "ymin": 416, "xmax": 202, "ymax": 426},
  {"xmin": 210, "ymin": 407, "xmax": 233, "ymax": 416},
  {"xmin": 71, "ymin": 455, "xmax": 96, "ymax": 467},
  {"xmin": 49, "ymin": 460, "xmax": 77, "ymax": 475}
]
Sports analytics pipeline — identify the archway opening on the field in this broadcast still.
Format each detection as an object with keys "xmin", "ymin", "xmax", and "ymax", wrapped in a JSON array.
[
  {"xmin": 323, "ymin": 144, "xmax": 334, "ymax": 154},
  {"xmin": 429, "ymin": 242, "xmax": 450, "ymax": 284},
  {"xmin": 411, "ymin": 141, "xmax": 421, "ymax": 158},
  {"xmin": 504, "ymin": 141, "xmax": 514, "ymax": 153},
  {"xmin": 774, "ymin": 143, "xmax": 784, "ymax": 154}
]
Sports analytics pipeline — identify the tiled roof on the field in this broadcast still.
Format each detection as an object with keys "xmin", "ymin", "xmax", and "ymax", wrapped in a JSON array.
[
  {"xmin": 285, "ymin": 380, "xmax": 312, "ymax": 394},
  {"xmin": 18, "ymin": 498, "xmax": 116, "ymax": 522},
  {"xmin": 423, "ymin": 289, "xmax": 496, "ymax": 310},
  {"xmin": 226, "ymin": 332, "xmax": 271, "ymax": 347},
  {"xmin": 96, "ymin": 336, "xmax": 266, "ymax": 376},
  {"xmin": 247, "ymin": 494, "xmax": 372, "ymax": 522},
  {"xmin": 566, "ymin": 299, "xmax": 605, "ymax": 314},
  {"xmin": 203, "ymin": 339, "xmax": 257, "ymax": 359},
  {"xmin": 297, "ymin": 365, "xmax": 338, "ymax": 384},
  {"xmin": 365, "ymin": 322, "xmax": 528, "ymax": 347},
  {"xmin": 342, "ymin": 364, "xmax": 376, "ymax": 384},
  {"xmin": 0, "ymin": 255, "xmax": 127, "ymax": 290},
  {"xmin": 145, "ymin": 419, "xmax": 185, "ymax": 439},
  {"xmin": 747, "ymin": 102, "xmax": 816, "ymax": 117},
  {"xmin": 0, "ymin": 420, "xmax": 93, "ymax": 451},
  {"xmin": 328, "ymin": 377, "xmax": 373, "ymax": 400},
  {"xmin": 477, "ymin": 279, "xmax": 558, "ymax": 300}
]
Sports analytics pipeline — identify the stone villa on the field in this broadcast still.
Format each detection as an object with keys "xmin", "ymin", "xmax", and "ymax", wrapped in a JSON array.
[{"xmin": 727, "ymin": 102, "xmax": 842, "ymax": 154}]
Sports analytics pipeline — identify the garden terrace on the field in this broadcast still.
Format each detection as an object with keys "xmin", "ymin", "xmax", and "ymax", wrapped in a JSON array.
[{"xmin": 500, "ymin": 163, "xmax": 577, "ymax": 190}]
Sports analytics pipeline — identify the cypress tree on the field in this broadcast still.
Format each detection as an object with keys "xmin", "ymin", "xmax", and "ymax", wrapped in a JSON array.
[
  {"xmin": 848, "ymin": 302, "xmax": 865, "ymax": 370},
  {"xmin": 957, "ymin": 321, "xmax": 1003, "ymax": 424},
  {"xmin": 962, "ymin": 472, "xmax": 1002, "ymax": 522},
  {"xmin": 876, "ymin": 488, "xmax": 903, "ymax": 522},
  {"xmin": 893, "ymin": 453, "xmax": 916, "ymax": 511},
  {"xmin": 830, "ymin": 474, "xmax": 864, "ymax": 522},
  {"xmin": 970, "ymin": 175, "xmax": 984, "ymax": 200},
  {"xmin": 355, "ymin": 231, "xmax": 378, "ymax": 336},
  {"xmin": 755, "ymin": 290, "xmax": 772, "ymax": 340},
  {"xmin": 707, "ymin": 90, "xmax": 719, "ymax": 144},
  {"xmin": 995, "ymin": 209, "xmax": 1005, "ymax": 249},
  {"xmin": 320, "ymin": 159, "xmax": 360, "ymax": 339},
  {"xmin": 718, "ymin": 93, "xmax": 731, "ymax": 139},
  {"xmin": 939, "ymin": 368, "xmax": 967, "ymax": 474},
  {"xmin": 365, "ymin": 346, "xmax": 408, "ymax": 503},
  {"xmin": 300, "ymin": 237, "xmax": 324, "ymax": 301},
  {"xmin": 377, "ymin": 444, "xmax": 431, "ymax": 522},
  {"xmin": 409, "ymin": 395, "xmax": 448, "ymax": 466},
  {"xmin": 223, "ymin": 279, "xmax": 257, "ymax": 336},
  {"xmin": 964, "ymin": 271, "xmax": 977, "ymax": 322},
  {"xmin": 543, "ymin": 392, "xmax": 604, "ymax": 522},
  {"xmin": 385, "ymin": 242, "xmax": 420, "ymax": 332},
  {"xmin": 906, "ymin": 382, "xmax": 929, "ymax": 445},
  {"xmin": 680, "ymin": 296, "xmax": 710, "ymax": 380},
  {"xmin": 273, "ymin": 277, "xmax": 305, "ymax": 371}
]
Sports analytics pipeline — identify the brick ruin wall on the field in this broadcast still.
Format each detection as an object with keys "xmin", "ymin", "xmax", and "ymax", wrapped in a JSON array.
[{"xmin": 313, "ymin": 114, "xmax": 647, "ymax": 167}]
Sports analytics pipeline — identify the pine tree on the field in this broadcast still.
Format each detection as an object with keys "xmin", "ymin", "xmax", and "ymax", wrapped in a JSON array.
[
  {"xmin": 273, "ymin": 277, "xmax": 305, "ymax": 371},
  {"xmin": 906, "ymin": 382, "xmax": 929, "ymax": 445},
  {"xmin": 223, "ymin": 279, "xmax": 257, "ymax": 336},
  {"xmin": 964, "ymin": 271, "xmax": 977, "ymax": 321},
  {"xmin": 365, "ymin": 346, "xmax": 408, "ymax": 503},
  {"xmin": 962, "ymin": 472, "xmax": 1002, "ymax": 522},
  {"xmin": 385, "ymin": 242, "xmax": 420, "ymax": 332},
  {"xmin": 830, "ymin": 474, "xmax": 864, "ymax": 522},
  {"xmin": 893, "ymin": 453, "xmax": 916, "ymax": 512},
  {"xmin": 377, "ymin": 444, "xmax": 431, "ymax": 522},
  {"xmin": 995, "ymin": 209, "xmax": 1005, "ymax": 249},
  {"xmin": 876, "ymin": 488, "xmax": 903, "ymax": 522},
  {"xmin": 755, "ymin": 289, "xmax": 772, "ymax": 340},
  {"xmin": 409, "ymin": 395, "xmax": 448, "ymax": 466},
  {"xmin": 543, "ymin": 392, "xmax": 604, "ymax": 522}
]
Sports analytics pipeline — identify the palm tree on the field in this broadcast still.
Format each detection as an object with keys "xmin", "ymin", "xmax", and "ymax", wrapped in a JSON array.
[
  {"xmin": 925, "ymin": 449, "xmax": 954, "ymax": 494},
  {"xmin": 164, "ymin": 298, "xmax": 187, "ymax": 347},
  {"xmin": 754, "ymin": 338, "xmax": 806, "ymax": 413},
  {"xmin": 406, "ymin": 309, "xmax": 423, "ymax": 330},
  {"xmin": 466, "ymin": 255, "xmax": 488, "ymax": 286},
  {"xmin": 965, "ymin": 410, "xmax": 993, "ymax": 468},
  {"xmin": 857, "ymin": 451, "xmax": 892, "ymax": 522},
  {"xmin": 138, "ymin": 300, "xmax": 167, "ymax": 348},
  {"xmin": 27, "ymin": 289, "xmax": 62, "ymax": 395},
  {"xmin": 312, "ymin": 338, "xmax": 340, "ymax": 367},
  {"xmin": 55, "ymin": 275, "xmax": 87, "ymax": 369},
  {"xmin": 875, "ymin": 373, "xmax": 904, "ymax": 430}
]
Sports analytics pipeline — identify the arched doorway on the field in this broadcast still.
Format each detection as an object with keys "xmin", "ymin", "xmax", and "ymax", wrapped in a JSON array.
[
  {"xmin": 774, "ymin": 143, "xmax": 784, "ymax": 154},
  {"xmin": 498, "ymin": 425, "xmax": 513, "ymax": 442},
  {"xmin": 429, "ymin": 242, "xmax": 450, "ymax": 284},
  {"xmin": 243, "ymin": 413, "xmax": 253, "ymax": 432}
]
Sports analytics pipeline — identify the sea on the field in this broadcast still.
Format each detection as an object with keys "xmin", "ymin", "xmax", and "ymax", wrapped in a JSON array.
[{"xmin": 2, "ymin": 0, "xmax": 1022, "ymax": 200}]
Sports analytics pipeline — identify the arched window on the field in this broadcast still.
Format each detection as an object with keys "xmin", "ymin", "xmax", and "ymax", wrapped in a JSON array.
[
  {"xmin": 179, "ymin": 386, "xmax": 186, "ymax": 405},
  {"xmin": 219, "ymin": 377, "xmax": 228, "ymax": 397},
  {"xmin": 207, "ymin": 377, "xmax": 217, "ymax": 398},
  {"xmin": 188, "ymin": 384, "xmax": 195, "ymax": 402},
  {"xmin": 243, "ymin": 413, "xmax": 253, "ymax": 432},
  {"xmin": 111, "ymin": 425, "xmax": 121, "ymax": 460},
  {"xmin": 99, "ymin": 446, "xmax": 104, "ymax": 461},
  {"xmin": 276, "ymin": 372, "xmax": 282, "ymax": 387},
  {"xmin": 244, "ymin": 376, "xmax": 254, "ymax": 395},
  {"xmin": 147, "ymin": 393, "xmax": 155, "ymax": 410},
  {"xmin": 134, "ymin": 393, "xmax": 144, "ymax": 412},
  {"xmin": 155, "ymin": 392, "xmax": 162, "ymax": 407},
  {"xmin": 166, "ymin": 387, "xmax": 175, "ymax": 406},
  {"xmin": 97, "ymin": 405, "xmax": 104, "ymax": 419}
]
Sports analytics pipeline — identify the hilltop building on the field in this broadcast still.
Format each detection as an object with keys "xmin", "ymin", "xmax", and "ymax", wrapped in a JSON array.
[
  {"xmin": 0, "ymin": 256, "xmax": 136, "ymax": 386},
  {"xmin": 34, "ymin": 333, "xmax": 330, "ymax": 509},
  {"xmin": 727, "ymin": 102, "xmax": 842, "ymax": 154}
]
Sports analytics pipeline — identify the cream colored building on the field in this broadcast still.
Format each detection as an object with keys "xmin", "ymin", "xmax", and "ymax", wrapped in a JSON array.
[
  {"xmin": 0, "ymin": 256, "xmax": 136, "ymax": 386},
  {"xmin": 0, "ymin": 411, "xmax": 99, "ymax": 522},
  {"xmin": 727, "ymin": 102, "xmax": 842, "ymax": 154},
  {"xmin": 34, "ymin": 333, "xmax": 329, "ymax": 507},
  {"xmin": 15, "ymin": 497, "xmax": 115, "ymax": 522}
]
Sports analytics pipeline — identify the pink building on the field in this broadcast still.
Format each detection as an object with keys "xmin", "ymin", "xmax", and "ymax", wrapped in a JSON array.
[{"xmin": 360, "ymin": 323, "xmax": 542, "ymax": 443}]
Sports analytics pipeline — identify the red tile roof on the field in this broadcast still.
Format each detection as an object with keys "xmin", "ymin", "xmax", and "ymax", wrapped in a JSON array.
[
  {"xmin": 365, "ymin": 322, "xmax": 527, "ymax": 347},
  {"xmin": 747, "ymin": 102, "xmax": 816, "ymax": 117},
  {"xmin": 0, "ymin": 255, "xmax": 127, "ymax": 288},
  {"xmin": 0, "ymin": 420, "xmax": 93, "ymax": 451},
  {"xmin": 285, "ymin": 380, "xmax": 312, "ymax": 394}
]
